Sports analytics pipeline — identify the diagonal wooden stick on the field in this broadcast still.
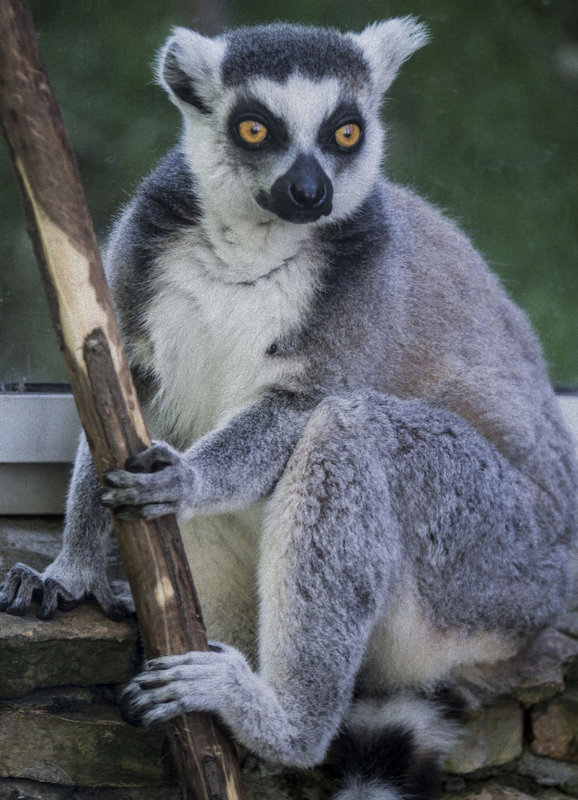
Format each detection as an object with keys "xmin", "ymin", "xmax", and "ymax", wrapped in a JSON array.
[{"xmin": 0, "ymin": 2, "xmax": 245, "ymax": 799}]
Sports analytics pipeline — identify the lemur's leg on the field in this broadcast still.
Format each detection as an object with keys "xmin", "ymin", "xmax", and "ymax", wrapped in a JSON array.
[
  {"xmin": 118, "ymin": 391, "xmax": 567, "ymax": 770},
  {"xmin": 0, "ymin": 435, "xmax": 130, "ymax": 620},
  {"xmin": 121, "ymin": 394, "xmax": 397, "ymax": 766}
]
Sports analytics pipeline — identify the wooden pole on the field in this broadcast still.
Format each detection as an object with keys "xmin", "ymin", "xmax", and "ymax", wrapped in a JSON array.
[{"xmin": 0, "ymin": 2, "xmax": 245, "ymax": 799}]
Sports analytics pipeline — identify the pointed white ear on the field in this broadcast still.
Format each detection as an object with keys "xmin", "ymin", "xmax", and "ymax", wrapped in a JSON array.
[
  {"xmin": 353, "ymin": 17, "xmax": 429, "ymax": 93},
  {"xmin": 157, "ymin": 27, "xmax": 226, "ymax": 114}
]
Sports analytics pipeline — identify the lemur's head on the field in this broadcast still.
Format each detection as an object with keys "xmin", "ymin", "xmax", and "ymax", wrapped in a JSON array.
[{"xmin": 158, "ymin": 20, "xmax": 427, "ymax": 226}]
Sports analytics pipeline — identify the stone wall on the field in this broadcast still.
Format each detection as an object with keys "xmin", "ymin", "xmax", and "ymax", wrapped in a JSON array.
[
  {"xmin": 444, "ymin": 621, "xmax": 578, "ymax": 799},
  {"xmin": 2, "ymin": 517, "xmax": 578, "ymax": 800}
]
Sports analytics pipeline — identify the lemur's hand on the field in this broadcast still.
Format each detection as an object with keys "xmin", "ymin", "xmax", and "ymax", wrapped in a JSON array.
[
  {"xmin": 101, "ymin": 441, "xmax": 195, "ymax": 521},
  {"xmin": 120, "ymin": 642, "xmax": 250, "ymax": 728}
]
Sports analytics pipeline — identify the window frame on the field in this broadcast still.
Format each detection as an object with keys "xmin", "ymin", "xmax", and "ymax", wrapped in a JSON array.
[
  {"xmin": 0, "ymin": 385, "xmax": 576, "ymax": 517},
  {"xmin": 0, "ymin": 385, "xmax": 80, "ymax": 514}
]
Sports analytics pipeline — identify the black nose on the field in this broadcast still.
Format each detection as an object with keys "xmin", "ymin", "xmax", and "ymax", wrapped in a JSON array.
[
  {"xmin": 289, "ymin": 169, "xmax": 327, "ymax": 209},
  {"xmin": 258, "ymin": 153, "xmax": 333, "ymax": 223}
]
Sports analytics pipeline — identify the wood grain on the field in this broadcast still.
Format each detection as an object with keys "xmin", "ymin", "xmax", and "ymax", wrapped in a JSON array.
[{"xmin": 0, "ymin": 2, "xmax": 245, "ymax": 798}]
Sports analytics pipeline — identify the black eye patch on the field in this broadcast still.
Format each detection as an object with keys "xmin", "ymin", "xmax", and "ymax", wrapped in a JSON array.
[
  {"xmin": 318, "ymin": 102, "xmax": 365, "ymax": 154},
  {"xmin": 228, "ymin": 97, "xmax": 290, "ymax": 151}
]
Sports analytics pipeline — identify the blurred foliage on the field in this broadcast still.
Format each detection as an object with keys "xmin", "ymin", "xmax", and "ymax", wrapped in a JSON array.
[{"xmin": 0, "ymin": 0, "xmax": 576, "ymax": 385}]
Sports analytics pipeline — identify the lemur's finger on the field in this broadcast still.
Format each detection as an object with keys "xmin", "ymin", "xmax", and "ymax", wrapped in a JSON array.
[
  {"xmin": 36, "ymin": 579, "xmax": 59, "ymax": 619},
  {"xmin": 0, "ymin": 563, "xmax": 42, "ymax": 615},
  {"xmin": 103, "ymin": 467, "xmax": 180, "ymax": 492},
  {"xmin": 0, "ymin": 571, "xmax": 21, "ymax": 610},
  {"xmin": 34, "ymin": 578, "xmax": 76, "ymax": 619},
  {"xmin": 102, "ymin": 468, "xmax": 142, "ymax": 489},
  {"xmin": 101, "ymin": 486, "xmax": 141, "ymax": 507},
  {"xmin": 93, "ymin": 582, "xmax": 134, "ymax": 622},
  {"xmin": 102, "ymin": 467, "xmax": 183, "ymax": 509},
  {"xmin": 138, "ymin": 503, "xmax": 177, "ymax": 519},
  {"xmin": 5, "ymin": 574, "xmax": 39, "ymax": 616},
  {"xmin": 125, "ymin": 442, "xmax": 178, "ymax": 473},
  {"xmin": 113, "ymin": 502, "xmax": 176, "ymax": 521}
]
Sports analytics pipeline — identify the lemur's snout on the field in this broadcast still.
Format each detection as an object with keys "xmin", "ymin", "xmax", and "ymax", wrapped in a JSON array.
[
  {"xmin": 288, "ymin": 156, "xmax": 329, "ymax": 208},
  {"xmin": 258, "ymin": 153, "xmax": 333, "ymax": 224}
]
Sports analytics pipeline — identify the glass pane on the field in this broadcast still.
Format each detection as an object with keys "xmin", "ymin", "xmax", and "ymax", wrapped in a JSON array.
[
  {"xmin": 1, "ymin": 0, "xmax": 576, "ymax": 386},
  {"xmin": 0, "ymin": 0, "xmax": 189, "ymax": 383}
]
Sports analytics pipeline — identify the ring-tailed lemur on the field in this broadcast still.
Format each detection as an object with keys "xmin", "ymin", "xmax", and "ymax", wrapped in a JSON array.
[{"xmin": 1, "ymin": 19, "xmax": 576, "ymax": 800}]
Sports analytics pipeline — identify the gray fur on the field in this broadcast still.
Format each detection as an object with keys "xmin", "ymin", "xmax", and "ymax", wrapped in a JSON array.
[
  {"xmin": 1, "ymin": 20, "xmax": 576, "ymax": 798},
  {"xmin": 220, "ymin": 24, "xmax": 370, "ymax": 86}
]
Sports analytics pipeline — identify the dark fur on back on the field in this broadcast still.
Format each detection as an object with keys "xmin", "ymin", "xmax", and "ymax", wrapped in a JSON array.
[{"xmin": 127, "ymin": 148, "xmax": 200, "ymax": 274}]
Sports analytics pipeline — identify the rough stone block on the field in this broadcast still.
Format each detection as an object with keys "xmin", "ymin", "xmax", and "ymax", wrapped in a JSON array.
[
  {"xmin": 531, "ymin": 690, "xmax": 578, "ymax": 763},
  {"xmin": 488, "ymin": 629, "xmax": 578, "ymax": 705},
  {"xmin": 0, "ymin": 517, "xmax": 65, "ymax": 578},
  {"xmin": 0, "ymin": 779, "xmax": 180, "ymax": 799},
  {"xmin": 445, "ymin": 698, "xmax": 523, "ymax": 774},
  {"xmin": 0, "ymin": 687, "xmax": 172, "ymax": 787},
  {"xmin": 441, "ymin": 783, "xmax": 541, "ymax": 800},
  {"xmin": 0, "ymin": 603, "xmax": 138, "ymax": 698},
  {"xmin": 510, "ymin": 630, "xmax": 578, "ymax": 704},
  {"xmin": 0, "ymin": 517, "xmax": 126, "ymax": 583},
  {"xmin": 517, "ymin": 751, "xmax": 578, "ymax": 795}
]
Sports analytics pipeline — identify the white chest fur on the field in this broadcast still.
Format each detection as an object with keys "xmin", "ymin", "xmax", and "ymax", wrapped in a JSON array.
[{"xmin": 145, "ymin": 226, "xmax": 319, "ymax": 446}]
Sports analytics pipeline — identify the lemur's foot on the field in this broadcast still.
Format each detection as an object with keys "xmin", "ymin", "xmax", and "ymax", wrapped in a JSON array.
[
  {"xmin": 0, "ymin": 562, "xmax": 134, "ymax": 621},
  {"xmin": 0, "ymin": 562, "xmax": 76, "ymax": 619}
]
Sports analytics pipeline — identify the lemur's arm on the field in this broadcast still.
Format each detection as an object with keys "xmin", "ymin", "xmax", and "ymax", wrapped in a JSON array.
[
  {"xmin": 0, "ymin": 435, "xmax": 131, "ymax": 619},
  {"xmin": 102, "ymin": 390, "xmax": 317, "ymax": 521},
  {"xmin": 0, "ymin": 390, "xmax": 315, "ymax": 619}
]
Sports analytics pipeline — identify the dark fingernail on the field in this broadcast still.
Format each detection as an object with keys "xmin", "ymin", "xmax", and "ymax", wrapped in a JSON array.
[
  {"xmin": 102, "ymin": 470, "xmax": 119, "ymax": 487},
  {"xmin": 114, "ymin": 507, "xmax": 139, "ymax": 521},
  {"xmin": 6, "ymin": 603, "xmax": 26, "ymax": 617},
  {"xmin": 58, "ymin": 600, "xmax": 78, "ymax": 613},
  {"xmin": 36, "ymin": 606, "xmax": 55, "ymax": 620},
  {"xmin": 119, "ymin": 700, "xmax": 145, "ymax": 728},
  {"xmin": 107, "ymin": 604, "xmax": 130, "ymax": 622},
  {"xmin": 125, "ymin": 456, "xmax": 146, "ymax": 473}
]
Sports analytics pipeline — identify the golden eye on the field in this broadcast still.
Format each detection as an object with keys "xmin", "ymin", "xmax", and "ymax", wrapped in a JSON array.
[
  {"xmin": 334, "ymin": 122, "xmax": 361, "ymax": 149},
  {"xmin": 238, "ymin": 119, "xmax": 268, "ymax": 145}
]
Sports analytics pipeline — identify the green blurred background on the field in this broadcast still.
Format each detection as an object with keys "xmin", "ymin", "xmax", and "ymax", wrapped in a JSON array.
[{"xmin": 1, "ymin": 0, "xmax": 576, "ymax": 386}]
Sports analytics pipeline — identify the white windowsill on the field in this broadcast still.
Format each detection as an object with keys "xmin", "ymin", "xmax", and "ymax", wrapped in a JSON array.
[
  {"xmin": 0, "ymin": 392, "xmax": 80, "ymax": 515},
  {"xmin": 0, "ymin": 389, "xmax": 576, "ymax": 516}
]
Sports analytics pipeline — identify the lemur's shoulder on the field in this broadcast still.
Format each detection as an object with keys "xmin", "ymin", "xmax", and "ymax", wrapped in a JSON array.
[
  {"xmin": 381, "ymin": 180, "xmax": 518, "ymax": 322},
  {"xmin": 117, "ymin": 147, "xmax": 201, "ymax": 265},
  {"xmin": 105, "ymin": 148, "xmax": 200, "ymax": 325},
  {"xmin": 383, "ymin": 181, "xmax": 486, "ymax": 268}
]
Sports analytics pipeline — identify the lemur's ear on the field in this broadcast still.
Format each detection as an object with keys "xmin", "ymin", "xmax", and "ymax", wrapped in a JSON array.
[
  {"xmin": 352, "ymin": 18, "xmax": 429, "ymax": 94},
  {"xmin": 157, "ymin": 28, "xmax": 226, "ymax": 114}
]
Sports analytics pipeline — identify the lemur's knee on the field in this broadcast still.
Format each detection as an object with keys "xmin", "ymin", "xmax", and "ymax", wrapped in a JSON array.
[{"xmin": 292, "ymin": 392, "xmax": 388, "ymax": 470}]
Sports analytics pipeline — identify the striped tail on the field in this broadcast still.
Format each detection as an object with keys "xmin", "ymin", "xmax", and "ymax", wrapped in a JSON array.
[{"xmin": 331, "ymin": 691, "xmax": 464, "ymax": 800}]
